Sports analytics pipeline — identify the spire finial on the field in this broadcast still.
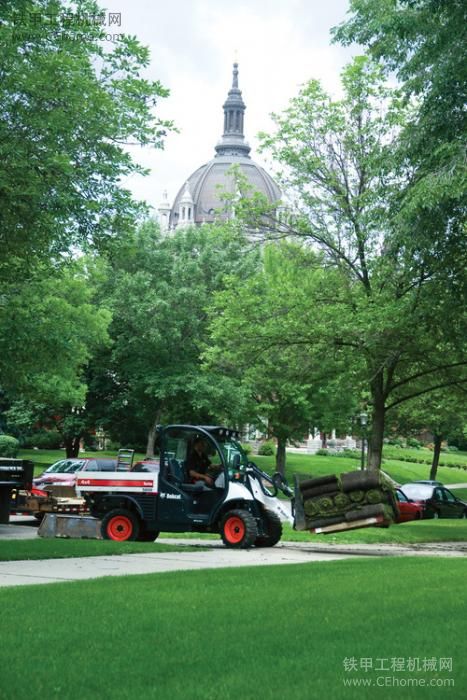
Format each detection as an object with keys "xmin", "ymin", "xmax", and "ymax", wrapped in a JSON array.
[{"xmin": 214, "ymin": 62, "xmax": 250, "ymax": 158}]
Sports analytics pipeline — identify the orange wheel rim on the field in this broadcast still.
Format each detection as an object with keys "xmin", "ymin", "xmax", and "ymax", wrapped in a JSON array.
[
  {"xmin": 107, "ymin": 515, "xmax": 132, "ymax": 541},
  {"xmin": 224, "ymin": 516, "xmax": 245, "ymax": 544}
]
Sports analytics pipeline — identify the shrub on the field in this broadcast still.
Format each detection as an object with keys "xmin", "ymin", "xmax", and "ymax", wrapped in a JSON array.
[
  {"xmin": 407, "ymin": 438, "xmax": 421, "ymax": 449},
  {"xmin": 447, "ymin": 446, "xmax": 459, "ymax": 452},
  {"xmin": 0, "ymin": 435, "xmax": 19, "ymax": 457},
  {"xmin": 106, "ymin": 441, "xmax": 121, "ymax": 451},
  {"xmin": 258, "ymin": 441, "xmax": 276, "ymax": 456},
  {"xmin": 240, "ymin": 443, "xmax": 252, "ymax": 456},
  {"xmin": 316, "ymin": 448, "xmax": 329, "ymax": 456},
  {"xmin": 29, "ymin": 429, "xmax": 62, "ymax": 450},
  {"xmin": 386, "ymin": 437, "xmax": 404, "ymax": 447},
  {"xmin": 334, "ymin": 449, "xmax": 360, "ymax": 459}
]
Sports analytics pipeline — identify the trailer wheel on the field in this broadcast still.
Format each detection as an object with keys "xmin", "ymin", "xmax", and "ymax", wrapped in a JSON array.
[
  {"xmin": 255, "ymin": 509, "xmax": 282, "ymax": 547},
  {"xmin": 101, "ymin": 509, "xmax": 139, "ymax": 542},
  {"xmin": 137, "ymin": 529, "xmax": 160, "ymax": 542},
  {"xmin": 220, "ymin": 509, "xmax": 258, "ymax": 549}
]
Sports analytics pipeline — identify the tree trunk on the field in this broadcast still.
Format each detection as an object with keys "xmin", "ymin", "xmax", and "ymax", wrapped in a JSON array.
[
  {"xmin": 146, "ymin": 413, "xmax": 162, "ymax": 458},
  {"xmin": 430, "ymin": 434, "xmax": 442, "ymax": 481},
  {"xmin": 275, "ymin": 436, "xmax": 287, "ymax": 476},
  {"xmin": 65, "ymin": 436, "xmax": 80, "ymax": 458},
  {"xmin": 321, "ymin": 432, "xmax": 327, "ymax": 449},
  {"xmin": 367, "ymin": 376, "xmax": 386, "ymax": 470}
]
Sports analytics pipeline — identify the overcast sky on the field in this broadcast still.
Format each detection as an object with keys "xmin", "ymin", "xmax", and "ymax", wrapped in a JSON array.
[{"xmin": 105, "ymin": 0, "xmax": 356, "ymax": 212}]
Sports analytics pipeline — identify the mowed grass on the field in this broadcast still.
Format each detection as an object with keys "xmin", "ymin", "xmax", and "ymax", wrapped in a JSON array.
[
  {"xmin": 0, "ymin": 538, "xmax": 199, "ymax": 562},
  {"xmin": 252, "ymin": 451, "xmax": 467, "ymax": 488},
  {"xmin": 281, "ymin": 519, "xmax": 467, "ymax": 545},
  {"xmin": 0, "ymin": 557, "xmax": 465, "ymax": 700}
]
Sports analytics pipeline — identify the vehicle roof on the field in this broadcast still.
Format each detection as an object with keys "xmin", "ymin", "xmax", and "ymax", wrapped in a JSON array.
[
  {"xmin": 161, "ymin": 425, "xmax": 241, "ymax": 440},
  {"xmin": 414, "ymin": 480, "xmax": 443, "ymax": 485}
]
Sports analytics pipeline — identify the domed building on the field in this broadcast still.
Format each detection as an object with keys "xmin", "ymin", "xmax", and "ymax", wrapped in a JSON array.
[{"xmin": 158, "ymin": 63, "xmax": 281, "ymax": 230}]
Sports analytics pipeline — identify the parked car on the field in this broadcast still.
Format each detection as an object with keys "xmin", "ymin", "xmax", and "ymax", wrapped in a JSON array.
[
  {"xmin": 131, "ymin": 459, "xmax": 160, "ymax": 472},
  {"xmin": 33, "ymin": 458, "xmax": 121, "ymax": 490},
  {"xmin": 395, "ymin": 488, "xmax": 424, "ymax": 523},
  {"xmin": 400, "ymin": 483, "xmax": 467, "ymax": 519}
]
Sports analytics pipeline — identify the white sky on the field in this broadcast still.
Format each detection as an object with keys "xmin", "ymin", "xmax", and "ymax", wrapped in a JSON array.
[{"xmin": 103, "ymin": 0, "xmax": 356, "ymax": 211}]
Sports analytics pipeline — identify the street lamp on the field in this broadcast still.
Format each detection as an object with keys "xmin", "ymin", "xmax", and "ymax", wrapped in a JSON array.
[{"xmin": 359, "ymin": 412, "xmax": 368, "ymax": 470}]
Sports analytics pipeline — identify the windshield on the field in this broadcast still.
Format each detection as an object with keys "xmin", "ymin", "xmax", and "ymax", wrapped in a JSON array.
[
  {"xmin": 401, "ymin": 484, "xmax": 433, "ymax": 500},
  {"xmin": 217, "ymin": 439, "xmax": 248, "ymax": 471},
  {"xmin": 45, "ymin": 460, "xmax": 86, "ymax": 474}
]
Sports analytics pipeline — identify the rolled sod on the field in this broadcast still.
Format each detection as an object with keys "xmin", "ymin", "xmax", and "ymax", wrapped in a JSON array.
[
  {"xmin": 301, "ymin": 482, "xmax": 340, "ymax": 499},
  {"xmin": 299, "ymin": 475, "xmax": 339, "ymax": 492},
  {"xmin": 345, "ymin": 504, "xmax": 389, "ymax": 522},
  {"xmin": 341, "ymin": 470, "xmax": 381, "ymax": 492}
]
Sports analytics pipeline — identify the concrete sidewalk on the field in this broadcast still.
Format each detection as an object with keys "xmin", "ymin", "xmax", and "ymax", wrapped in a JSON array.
[
  {"xmin": 0, "ymin": 546, "xmax": 352, "ymax": 587},
  {"xmin": 0, "ymin": 536, "xmax": 465, "ymax": 588}
]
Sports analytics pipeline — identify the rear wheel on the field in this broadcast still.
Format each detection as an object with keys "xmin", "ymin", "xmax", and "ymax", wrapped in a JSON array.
[
  {"xmin": 255, "ymin": 510, "xmax": 282, "ymax": 547},
  {"xmin": 220, "ymin": 509, "xmax": 258, "ymax": 549},
  {"xmin": 137, "ymin": 529, "xmax": 160, "ymax": 542},
  {"xmin": 101, "ymin": 509, "xmax": 139, "ymax": 541}
]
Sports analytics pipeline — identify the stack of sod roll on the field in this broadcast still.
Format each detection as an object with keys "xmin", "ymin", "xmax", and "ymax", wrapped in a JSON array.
[{"xmin": 297, "ymin": 470, "xmax": 398, "ymax": 531}]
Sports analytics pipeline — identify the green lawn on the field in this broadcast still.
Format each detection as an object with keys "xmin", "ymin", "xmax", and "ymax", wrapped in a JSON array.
[
  {"xmin": 0, "ymin": 558, "xmax": 465, "ymax": 699},
  {"xmin": 383, "ymin": 445, "xmax": 467, "ymax": 467},
  {"xmin": 280, "ymin": 519, "xmax": 467, "ymax": 545},
  {"xmin": 252, "ymin": 451, "xmax": 467, "ymax": 488},
  {"xmin": 0, "ymin": 538, "xmax": 199, "ymax": 562}
]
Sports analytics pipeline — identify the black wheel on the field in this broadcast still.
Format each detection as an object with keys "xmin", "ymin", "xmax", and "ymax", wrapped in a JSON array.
[
  {"xmin": 137, "ymin": 529, "xmax": 160, "ymax": 542},
  {"xmin": 101, "ymin": 509, "xmax": 140, "ymax": 541},
  {"xmin": 220, "ymin": 509, "xmax": 258, "ymax": 549},
  {"xmin": 255, "ymin": 509, "xmax": 282, "ymax": 547}
]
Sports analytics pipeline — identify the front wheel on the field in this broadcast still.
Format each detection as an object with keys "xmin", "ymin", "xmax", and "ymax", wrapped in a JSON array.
[
  {"xmin": 255, "ymin": 509, "xmax": 282, "ymax": 547},
  {"xmin": 101, "ymin": 509, "xmax": 140, "ymax": 541},
  {"xmin": 220, "ymin": 509, "xmax": 258, "ymax": 549}
]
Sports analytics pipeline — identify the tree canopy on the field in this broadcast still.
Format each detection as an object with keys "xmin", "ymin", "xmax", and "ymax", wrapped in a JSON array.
[
  {"xmin": 0, "ymin": 0, "xmax": 174, "ymax": 279},
  {"xmin": 95, "ymin": 221, "xmax": 258, "ymax": 454},
  {"xmin": 228, "ymin": 55, "xmax": 466, "ymax": 469}
]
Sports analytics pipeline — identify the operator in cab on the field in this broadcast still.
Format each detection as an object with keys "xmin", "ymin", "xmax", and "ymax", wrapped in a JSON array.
[{"xmin": 186, "ymin": 436, "xmax": 222, "ymax": 487}]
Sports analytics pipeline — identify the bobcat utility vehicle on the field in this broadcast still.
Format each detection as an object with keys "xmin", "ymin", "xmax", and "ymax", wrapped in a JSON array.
[{"xmin": 67, "ymin": 425, "xmax": 293, "ymax": 548}]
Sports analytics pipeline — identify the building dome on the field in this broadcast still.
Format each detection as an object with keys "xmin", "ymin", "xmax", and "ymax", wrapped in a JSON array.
[{"xmin": 166, "ymin": 64, "xmax": 281, "ymax": 228}]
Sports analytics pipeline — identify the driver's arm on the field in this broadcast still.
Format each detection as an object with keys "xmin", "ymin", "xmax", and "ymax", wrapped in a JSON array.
[{"xmin": 188, "ymin": 468, "xmax": 213, "ymax": 485}]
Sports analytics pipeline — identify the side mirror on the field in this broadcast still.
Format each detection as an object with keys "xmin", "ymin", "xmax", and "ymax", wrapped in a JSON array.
[{"xmin": 232, "ymin": 453, "xmax": 241, "ymax": 469}]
